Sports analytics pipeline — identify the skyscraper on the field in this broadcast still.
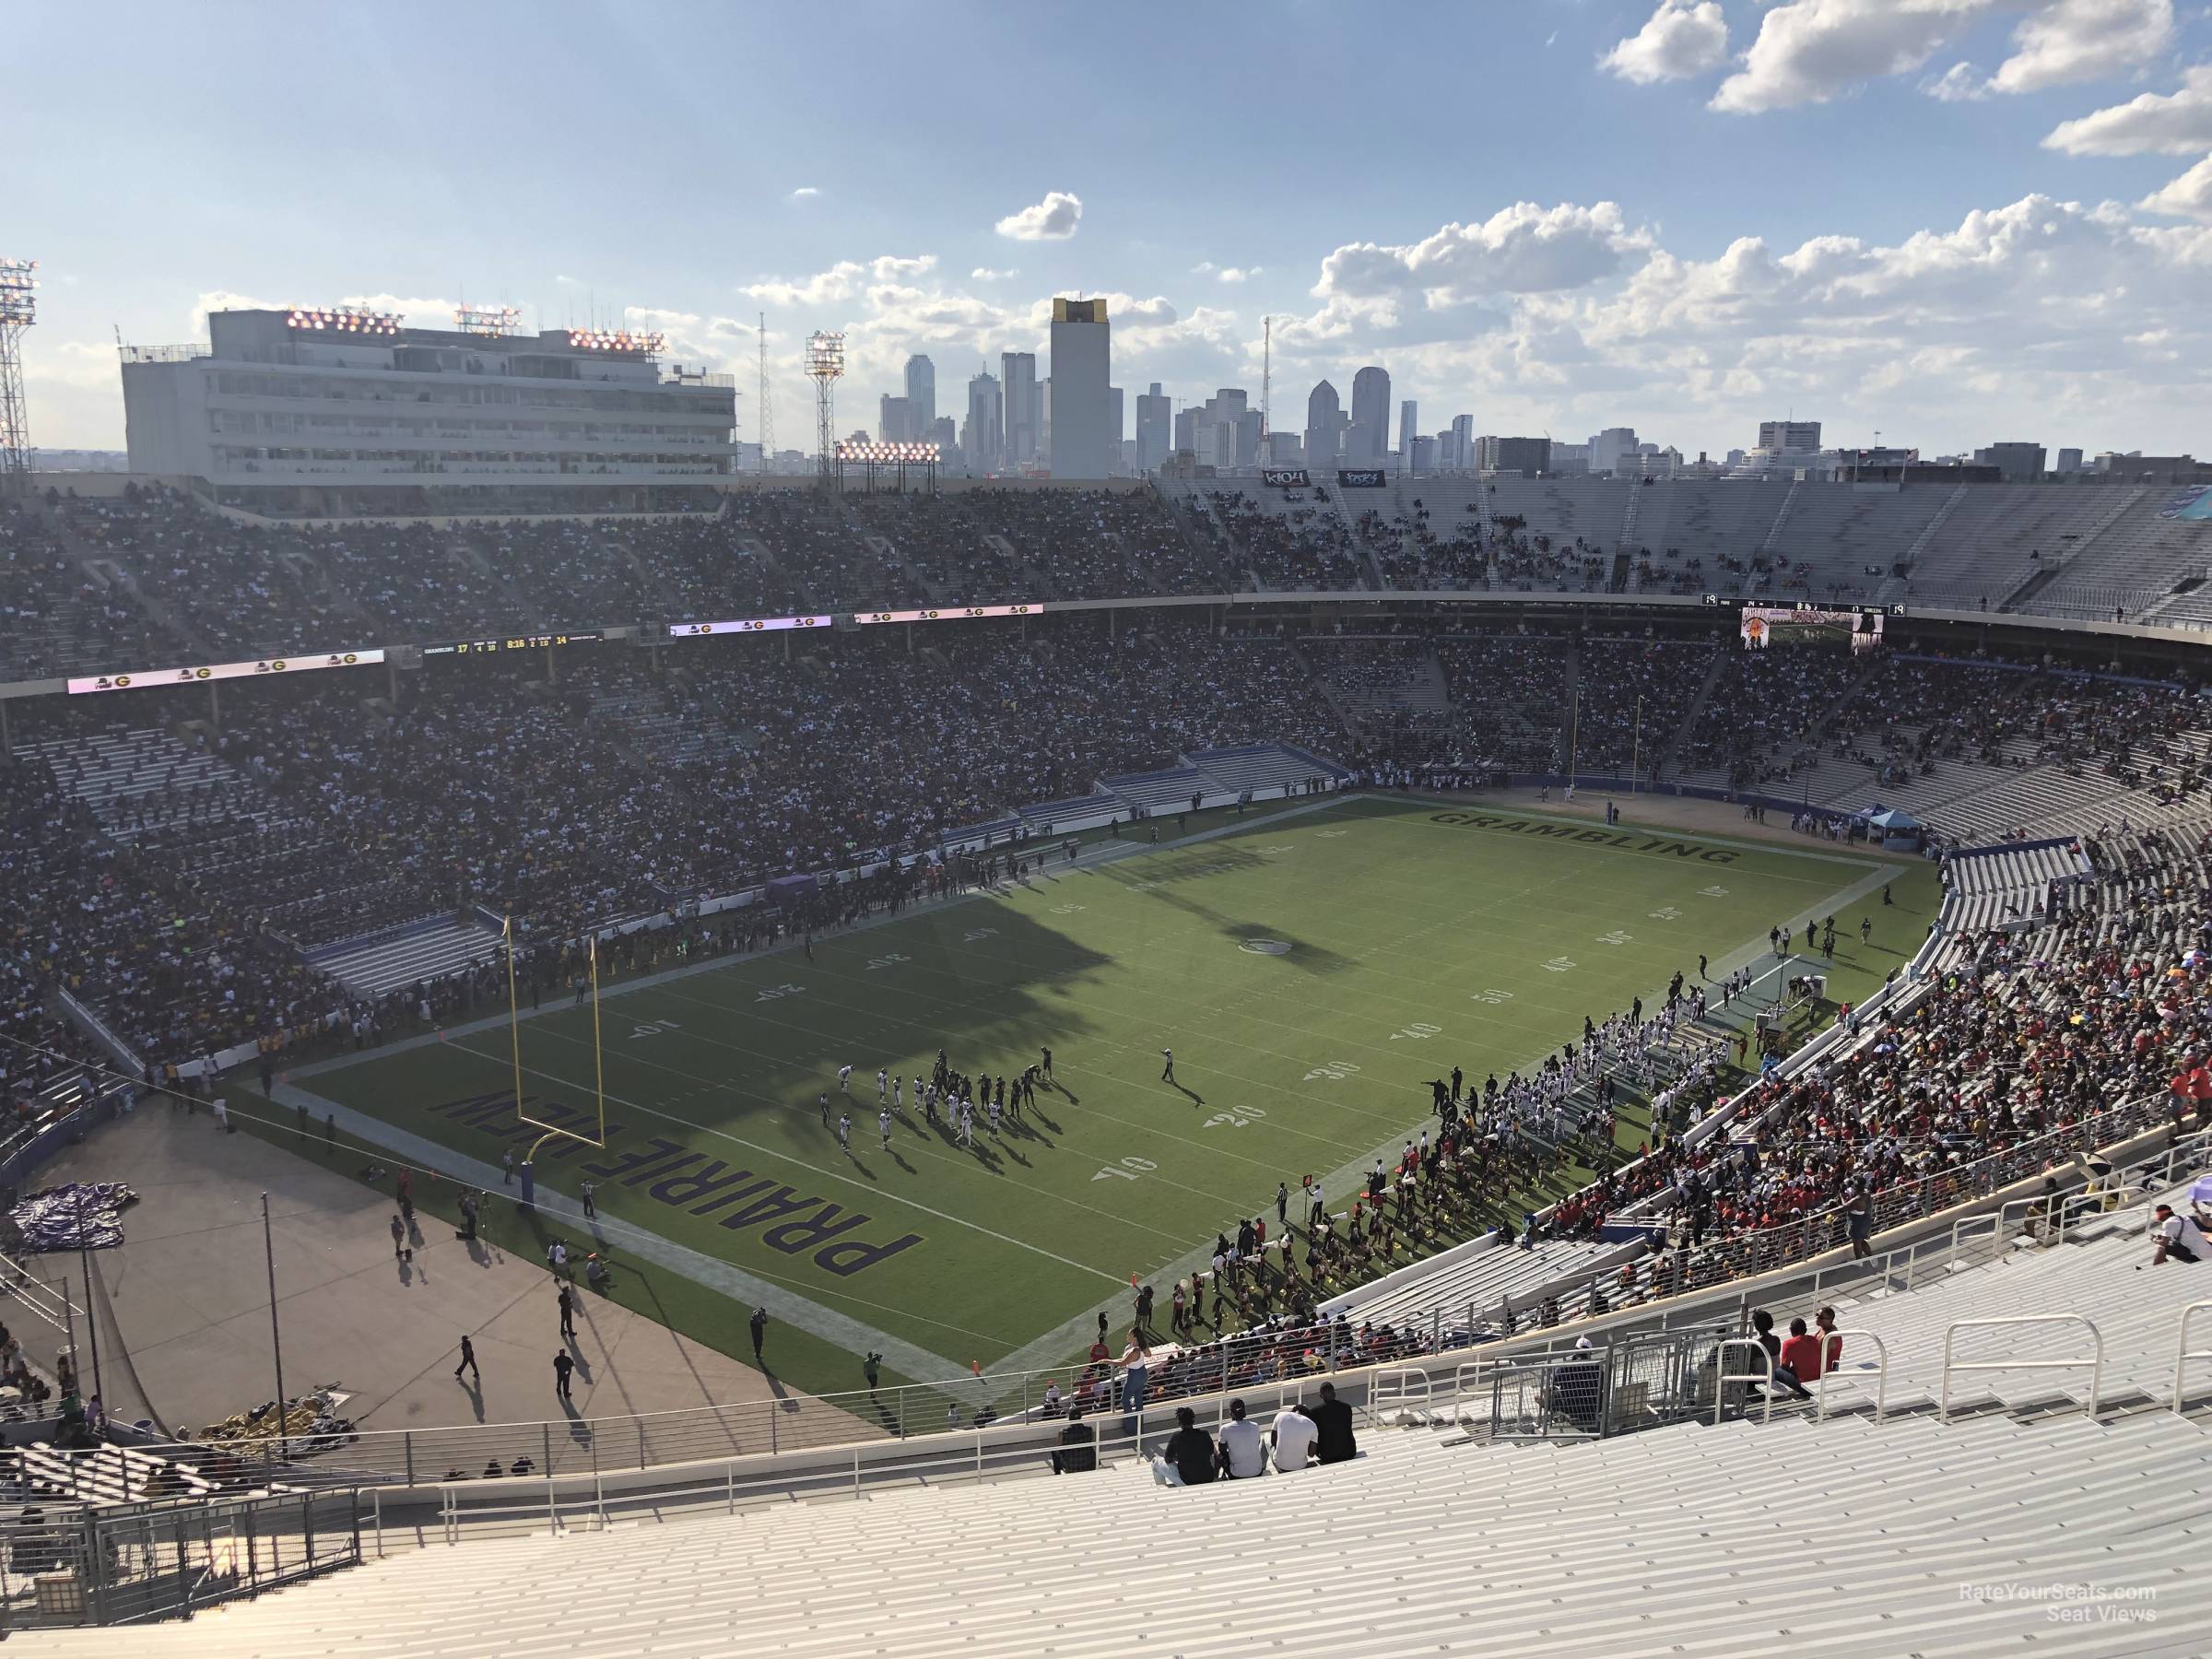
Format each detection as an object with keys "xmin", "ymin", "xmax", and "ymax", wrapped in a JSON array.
[
  {"xmin": 1048, "ymin": 298, "xmax": 1113, "ymax": 478},
  {"xmin": 1000, "ymin": 351, "xmax": 1039, "ymax": 465},
  {"xmin": 965, "ymin": 371, "xmax": 1003, "ymax": 472},
  {"xmin": 904, "ymin": 355, "xmax": 935, "ymax": 436},
  {"xmin": 1592, "ymin": 427, "xmax": 1639, "ymax": 475},
  {"xmin": 1109, "ymin": 386, "xmax": 1124, "ymax": 470},
  {"xmin": 1399, "ymin": 399, "xmax": 1418, "ymax": 468},
  {"xmin": 1449, "ymin": 415, "xmax": 1474, "ymax": 472},
  {"xmin": 1349, "ymin": 366, "xmax": 1391, "ymax": 464},
  {"xmin": 1135, "ymin": 382, "xmax": 1171, "ymax": 473},
  {"xmin": 878, "ymin": 394, "xmax": 912, "ymax": 443},
  {"xmin": 1305, "ymin": 381, "xmax": 1341, "ymax": 469}
]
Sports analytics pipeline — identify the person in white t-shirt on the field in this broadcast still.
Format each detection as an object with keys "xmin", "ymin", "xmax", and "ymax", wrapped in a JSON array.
[
  {"xmin": 1270, "ymin": 1403, "xmax": 1320, "ymax": 1471},
  {"xmin": 1218, "ymin": 1398, "xmax": 1268, "ymax": 1478}
]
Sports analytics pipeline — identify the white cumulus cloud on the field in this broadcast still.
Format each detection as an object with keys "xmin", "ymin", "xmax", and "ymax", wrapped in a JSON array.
[
  {"xmin": 1712, "ymin": 0, "xmax": 1993, "ymax": 115},
  {"xmin": 995, "ymin": 191, "xmax": 1083, "ymax": 241},
  {"xmin": 1315, "ymin": 202, "xmax": 1653, "ymax": 302},
  {"xmin": 789, "ymin": 186, "xmax": 820, "ymax": 202},
  {"xmin": 1987, "ymin": 0, "xmax": 2171, "ymax": 96},
  {"xmin": 2045, "ymin": 64, "xmax": 2212, "ymax": 155},
  {"xmin": 1600, "ymin": 1, "xmax": 1730, "ymax": 86},
  {"xmin": 2140, "ymin": 152, "xmax": 2212, "ymax": 220},
  {"xmin": 969, "ymin": 266, "xmax": 1018, "ymax": 281}
]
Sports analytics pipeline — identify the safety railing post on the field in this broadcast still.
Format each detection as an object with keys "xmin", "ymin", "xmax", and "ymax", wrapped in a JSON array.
[
  {"xmin": 404, "ymin": 1430, "xmax": 415, "ymax": 1488},
  {"xmin": 1940, "ymin": 1315, "xmax": 2104, "ymax": 1422},
  {"xmin": 2172, "ymin": 1302, "xmax": 2212, "ymax": 1416}
]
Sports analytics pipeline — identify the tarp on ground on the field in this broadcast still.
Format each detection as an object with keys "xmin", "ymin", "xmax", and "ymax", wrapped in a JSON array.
[{"xmin": 7, "ymin": 1182, "xmax": 138, "ymax": 1252}]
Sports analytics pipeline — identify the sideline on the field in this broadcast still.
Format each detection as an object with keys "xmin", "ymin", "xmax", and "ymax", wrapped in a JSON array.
[{"xmin": 269, "ymin": 1078, "xmax": 977, "ymax": 1394}]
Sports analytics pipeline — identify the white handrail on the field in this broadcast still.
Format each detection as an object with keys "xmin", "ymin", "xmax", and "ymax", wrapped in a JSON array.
[
  {"xmin": 1812, "ymin": 1329, "xmax": 1888, "ymax": 1423},
  {"xmin": 1939, "ymin": 1314, "xmax": 2103, "ymax": 1422},
  {"xmin": 2172, "ymin": 1302, "xmax": 2212, "ymax": 1417},
  {"xmin": 1371, "ymin": 1370, "xmax": 1432, "ymax": 1418},
  {"xmin": 1712, "ymin": 1337, "xmax": 1774, "ymax": 1426}
]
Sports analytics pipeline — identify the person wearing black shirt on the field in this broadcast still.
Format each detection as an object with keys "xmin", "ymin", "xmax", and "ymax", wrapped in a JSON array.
[
  {"xmin": 1304, "ymin": 1382, "xmax": 1357, "ymax": 1465},
  {"xmin": 1052, "ymin": 1407, "xmax": 1098, "ymax": 1475},
  {"xmin": 1159, "ymin": 1406, "xmax": 1217, "ymax": 1485}
]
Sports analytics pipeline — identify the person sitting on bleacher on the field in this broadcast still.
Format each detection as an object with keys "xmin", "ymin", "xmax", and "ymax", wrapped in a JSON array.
[
  {"xmin": 1155, "ymin": 1406, "xmax": 1217, "ymax": 1487},
  {"xmin": 2151, "ymin": 1204, "xmax": 2201, "ymax": 1265},
  {"xmin": 1778, "ymin": 1318, "xmax": 1825, "ymax": 1387},
  {"xmin": 1217, "ymin": 1398, "xmax": 1268, "ymax": 1478},
  {"xmin": 1050, "ymin": 1407, "xmax": 1096, "ymax": 1476}
]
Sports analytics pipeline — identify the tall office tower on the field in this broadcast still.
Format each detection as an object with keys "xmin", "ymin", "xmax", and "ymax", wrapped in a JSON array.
[
  {"xmin": 1348, "ymin": 365, "xmax": 1391, "ymax": 464},
  {"xmin": 1399, "ymin": 399, "xmax": 1418, "ymax": 467},
  {"xmin": 1305, "ymin": 380, "xmax": 1341, "ymax": 469},
  {"xmin": 903, "ymin": 355, "xmax": 935, "ymax": 435},
  {"xmin": 965, "ymin": 371, "xmax": 1003, "ymax": 471},
  {"xmin": 1135, "ymin": 382, "xmax": 1171, "ymax": 473},
  {"xmin": 878, "ymin": 394, "xmax": 912, "ymax": 443},
  {"xmin": 1048, "ymin": 298, "xmax": 1113, "ymax": 477},
  {"xmin": 1000, "ymin": 350, "xmax": 1040, "ymax": 465}
]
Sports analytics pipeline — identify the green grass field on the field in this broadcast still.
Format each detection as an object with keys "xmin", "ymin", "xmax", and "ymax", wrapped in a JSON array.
[{"xmin": 271, "ymin": 794, "xmax": 1939, "ymax": 1404}]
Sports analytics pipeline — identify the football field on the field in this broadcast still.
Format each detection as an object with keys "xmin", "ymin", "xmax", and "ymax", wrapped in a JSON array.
[{"xmin": 276, "ymin": 794, "xmax": 1939, "ymax": 1403}]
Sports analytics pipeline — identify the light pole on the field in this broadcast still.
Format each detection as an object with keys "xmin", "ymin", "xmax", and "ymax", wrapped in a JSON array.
[{"xmin": 263, "ymin": 1193, "xmax": 288, "ymax": 1459}]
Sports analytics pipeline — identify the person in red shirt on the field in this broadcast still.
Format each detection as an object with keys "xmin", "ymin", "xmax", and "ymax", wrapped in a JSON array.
[{"xmin": 1778, "ymin": 1317, "xmax": 1824, "ymax": 1387}]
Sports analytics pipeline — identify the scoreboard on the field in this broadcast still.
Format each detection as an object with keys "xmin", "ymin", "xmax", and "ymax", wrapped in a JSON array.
[{"xmin": 1737, "ymin": 603, "xmax": 1896, "ymax": 653}]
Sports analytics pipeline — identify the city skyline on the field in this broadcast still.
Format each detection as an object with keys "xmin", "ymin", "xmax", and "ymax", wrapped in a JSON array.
[{"xmin": 13, "ymin": 1, "xmax": 2212, "ymax": 463}]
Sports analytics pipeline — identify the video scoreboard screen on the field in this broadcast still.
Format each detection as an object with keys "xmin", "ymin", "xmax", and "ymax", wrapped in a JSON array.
[{"xmin": 1739, "ymin": 603, "xmax": 1893, "ymax": 654}]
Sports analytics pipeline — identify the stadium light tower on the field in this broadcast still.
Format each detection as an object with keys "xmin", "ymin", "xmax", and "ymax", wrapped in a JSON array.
[
  {"xmin": 0, "ymin": 257, "xmax": 38, "ymax": 496},
  {"xmin": 806, "ymin": 330, "xmax": 845, "ymax": 489}
]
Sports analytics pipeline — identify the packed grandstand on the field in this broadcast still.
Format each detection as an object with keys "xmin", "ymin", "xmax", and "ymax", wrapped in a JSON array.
[{"xmin": 5, "ymin": 475, "xmax": 2212, "ymax": 1654}]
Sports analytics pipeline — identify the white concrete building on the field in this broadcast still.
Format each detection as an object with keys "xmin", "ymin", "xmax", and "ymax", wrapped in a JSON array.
[{"xmin": 121, "ymin": 305, "xmax": 735, "ymax": 515}]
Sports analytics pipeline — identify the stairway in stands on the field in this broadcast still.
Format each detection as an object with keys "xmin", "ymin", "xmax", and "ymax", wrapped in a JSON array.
[
  {"xmin": 1879, "ymin": 482, "xmax": 1968, "ymax": 603},
  {"xmin": 1650, "ymin": 644, "xmax": 1729, "ymax": 780}
]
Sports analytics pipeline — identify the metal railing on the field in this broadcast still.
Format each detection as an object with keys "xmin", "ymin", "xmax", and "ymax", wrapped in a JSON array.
[
  {"xmin": 2172, "ymin": 1303, "xmax": 2212, "ymax": 1418},
  {"xmin": 0, "ymin": 1486, "xmax": 361, "ymax": 1626},
  {"xmin": 1712, "ymin": 1337, "xmax": 1776, "ymax": 1427},
  {"xmin": 1939, "ymin": 1315, "xmax": 2104, "ymax": 1423},
  {"xmin": 1812, "ymin": 1329, "xmax": 1888, "ymax": 1423}
]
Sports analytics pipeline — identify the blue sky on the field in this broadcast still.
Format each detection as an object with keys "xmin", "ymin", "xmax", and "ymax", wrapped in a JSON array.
[{"xmin": 18, "ymin": 0, "xmax": 2212, "ymax": 458}]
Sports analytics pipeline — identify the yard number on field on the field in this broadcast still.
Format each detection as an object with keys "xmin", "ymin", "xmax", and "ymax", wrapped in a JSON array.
[
  {"xmin": 1388, "ymin": 1022, "xmax": 1442, "ymax": 1041},
  {"xmin": 964, "ymin": 927, "xmax": 1000, "ymax": 943},
  {"xmin": 1204, "ymin": 1105, "xmax": 1267, "ymax": 1130},
  {"xmin": 1648, "ymin": 906, "xmax": 1682, "ymax": 921},
  {"xmin": 1050, "ymin": 903, "xmax": 1086, "ymax": 915},
  {"xmin": 1471, "ymin": 988, "xmax": 1515, "ymax": 1006},
  {"xmin": 865, "ymin": 953, "xmax": 911, "ymax": 971},
  {"xmin": 755, "ymin": 982, "xmax": 806, "ymax": 1003},
  {"xmin": 1700, "ymin": 885, "xmax": 1730, "ymax": 898},
  {"xmin": 1304, "ymin": 1060, "xmax": 1362, "ymax": 1081},
  {"xmin": 1595, "ymin": 930, "xmax": 1632, "ymax": 946},
  {"xmin": 629, "ymin": 1018, "xmax": 680, "ymax": 1041},
  {"xmin": 1092, "ymin": 1156, "xmax": 1159, "ymax": 1182},
  {"xmin": 1543, "ymin": 957, "xmax": 1576, "ymax": 973}
]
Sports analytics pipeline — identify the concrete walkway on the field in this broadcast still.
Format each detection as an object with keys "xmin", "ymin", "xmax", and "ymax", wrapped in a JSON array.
[{"xmin": 40, "ymin": 1108, "xmax": 853, "ymax": 1446}]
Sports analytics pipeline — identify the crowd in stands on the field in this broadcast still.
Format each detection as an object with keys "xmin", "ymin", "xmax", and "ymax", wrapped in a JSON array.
[
  {"xmin": 1677, "ymin": 646, "xmax": 1867, "ymax": 787},
  {"xmin": 1543, "ymin": 821, "xmax": 2210, "ymax": 1302},
  {"xmin": 1571, "ymin": 636, "xmax": 1712, "ymax": 777},
  {"xmin": 1206, "ymin": 491, "xmax": 1370, "ymax": 590},
  {"xmin": 0, "ymin": 500, "xmax": 171, "ymax": 679}
]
